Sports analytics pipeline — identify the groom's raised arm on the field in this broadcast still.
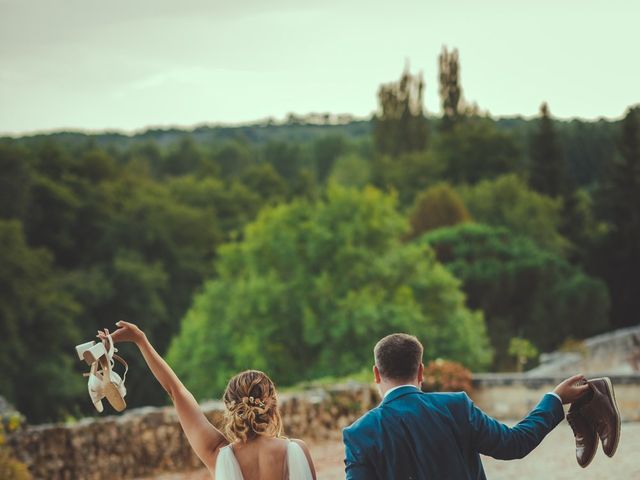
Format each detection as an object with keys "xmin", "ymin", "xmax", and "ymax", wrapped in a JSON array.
[
  {"xmin": 465, "ymin": 374, "xmax": 589, "ymax": 460},
  {"xmin": 465, "ymin": 392, "xmax": 564, "ymax": 460},
  {"xmin": 343, "ymin": 428, "xmax": 378, "ymax": 480}
]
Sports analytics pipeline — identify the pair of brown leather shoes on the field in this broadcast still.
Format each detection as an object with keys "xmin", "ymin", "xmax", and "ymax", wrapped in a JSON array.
[{"xmin": 566, "ymin": 377, "xmax": 621, "ymax": 468}]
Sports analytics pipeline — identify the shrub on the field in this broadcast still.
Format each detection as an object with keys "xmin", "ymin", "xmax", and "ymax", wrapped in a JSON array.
[
  {"xmin": 422, "ymin": 359, "xmax": 473, "ymax": 395},
  {"xmin": 0, "ymin": 413, "xmax": 31, "ymax": 480},
  {"xmin": 408, "ymin": 184, "xmax": 471, "ymax": 239}
]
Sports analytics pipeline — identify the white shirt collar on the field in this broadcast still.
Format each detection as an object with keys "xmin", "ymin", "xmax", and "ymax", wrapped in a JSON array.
[{"xmin": 383, "ymin": 384, "xmax": 419, "ymax": 399}]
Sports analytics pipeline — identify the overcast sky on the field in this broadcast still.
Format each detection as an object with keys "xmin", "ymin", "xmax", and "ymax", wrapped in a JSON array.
[{"xmin": 1, "ymin": 0, "xmax": 638, "ymax": 135}]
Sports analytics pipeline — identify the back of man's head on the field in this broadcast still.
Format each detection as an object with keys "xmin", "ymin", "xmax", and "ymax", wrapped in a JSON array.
[{"xmin": 374, "ymin": 333, "xmax": 424, "ymax": 382}]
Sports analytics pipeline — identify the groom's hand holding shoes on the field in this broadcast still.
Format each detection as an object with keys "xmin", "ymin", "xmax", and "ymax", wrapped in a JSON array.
[{"xmin": 553, "ymin": 374, "xmax": 591, "ymax": 404}]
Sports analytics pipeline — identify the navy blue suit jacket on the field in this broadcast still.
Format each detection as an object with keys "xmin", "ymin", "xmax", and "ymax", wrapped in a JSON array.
[{"xmin": 343, "ymin": 386, "xmax": 564, "ymax": 479}]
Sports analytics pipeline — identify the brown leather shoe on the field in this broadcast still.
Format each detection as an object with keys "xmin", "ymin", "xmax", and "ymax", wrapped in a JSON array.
[
  {"xmin": 580, "ymin": 377, "xmax": 621, "ymax": 457},
  {"xmin": 567, "ymin": 390, "xmax": 598, "ymax": 468}
]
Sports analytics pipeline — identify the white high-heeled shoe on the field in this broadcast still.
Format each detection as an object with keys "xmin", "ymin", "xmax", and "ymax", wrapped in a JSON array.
[
  {"xmin": 76, "ymin": 336, "xmax": 128, "ymax": 412},
  {"xmin": 76, "ymin": 341, "xmax": 107, "ymax": 365}
]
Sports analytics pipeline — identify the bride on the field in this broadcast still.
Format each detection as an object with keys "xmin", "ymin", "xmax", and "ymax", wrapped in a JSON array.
[{"xmin": 98, "ymin": 321, "xmax": 317, "ymax": 480}]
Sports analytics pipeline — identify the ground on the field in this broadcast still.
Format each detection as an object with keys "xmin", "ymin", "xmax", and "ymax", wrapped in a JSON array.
[{"xmin": 146, "ymin": 422, "xmax": 640, "ymax": 479}]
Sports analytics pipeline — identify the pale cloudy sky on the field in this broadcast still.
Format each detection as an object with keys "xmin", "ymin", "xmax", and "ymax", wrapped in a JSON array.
[{"xmin": 0, "ymin": 0, "xmax": 638, "ymax": 134}]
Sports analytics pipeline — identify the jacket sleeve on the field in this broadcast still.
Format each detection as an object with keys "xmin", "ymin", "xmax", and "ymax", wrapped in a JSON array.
[
  {"xmin": 343, "ymin": 427, "xmax": 379, "ymax": 480},
  {"xmin": 466, "ymin": 392, "xmax": 565, "ymax": 460}
]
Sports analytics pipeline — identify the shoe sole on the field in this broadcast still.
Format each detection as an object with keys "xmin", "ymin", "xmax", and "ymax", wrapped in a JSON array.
[
  {"xmin": 104, "ymin": 382, "xmax": 126, "ymax": 412},
  {"xmin": 591, "ymin": 376, "xmax": 621, "ymax": 457}
]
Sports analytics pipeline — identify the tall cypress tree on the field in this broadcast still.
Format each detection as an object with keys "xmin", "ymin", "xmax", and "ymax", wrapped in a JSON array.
[
  {"xmin": 373, "ymin": 66, "xmax": 429, "ymax": 156},
  {"xmin": 438, "ymin": 46, "xmax": 463, "ymax": 132},
  {"xmin": 529, "ymin": 102, "xmax": 566, "ymax": 197},
  {"xmin": 593, "ymin": 106, "xmax": 640, "ymax": 327}
]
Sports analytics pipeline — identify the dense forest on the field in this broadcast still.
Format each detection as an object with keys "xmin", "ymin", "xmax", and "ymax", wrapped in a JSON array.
[{"xmin": 1, "ymin": 48, "xmax": 638, "ymax": 423}]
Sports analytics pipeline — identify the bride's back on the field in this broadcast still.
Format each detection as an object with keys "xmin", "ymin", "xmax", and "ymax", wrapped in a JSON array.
[{"xmin": 229, "ymin": 437, "xmax": 288, "ymax": 480}]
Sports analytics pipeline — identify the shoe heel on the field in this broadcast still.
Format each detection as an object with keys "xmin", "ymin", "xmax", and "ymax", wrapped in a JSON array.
[
  {"xmin": 75, "ymin": 341, "xmax": 95, "ymax": 361},
  {"xmin": 82, "ymin": 342, "xmax": 107, "ymax": 365}
]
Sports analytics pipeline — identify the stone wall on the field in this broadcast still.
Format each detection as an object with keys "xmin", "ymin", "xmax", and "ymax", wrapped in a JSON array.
[
  {"xmin": 528, "ymin": 325, "xmax": 640, "ymax": 376},
  {"xmin": 8, "ymin": 374, "xmax": 640, "ymax": 480},
  {"xmin": 472, "ymin": 373, "xmax": 640, "ymax": 421}
]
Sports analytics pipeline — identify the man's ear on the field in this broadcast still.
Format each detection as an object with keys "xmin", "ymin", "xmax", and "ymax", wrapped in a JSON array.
[
  {"xmin": 373, "ymin": 365, "xmax": 381, "ymax": 384},
  {"xmin": 417, "ymin": 362, "xmax": 424, "ymax": 386}
]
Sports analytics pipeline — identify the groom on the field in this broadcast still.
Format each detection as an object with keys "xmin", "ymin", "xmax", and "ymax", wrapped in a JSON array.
[{"xmin": 343, "ymin": 333, "xmax": 590, "ymax": 479}]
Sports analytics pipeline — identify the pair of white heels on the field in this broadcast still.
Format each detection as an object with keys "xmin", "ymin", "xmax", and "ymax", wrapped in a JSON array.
[{"xmin": 75, "ymin": 334, "xmax": 128, "ymax": 413}]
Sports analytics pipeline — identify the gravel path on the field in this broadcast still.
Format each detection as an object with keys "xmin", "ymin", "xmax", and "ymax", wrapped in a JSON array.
[{"xmin": 146, "ymin": 422, "xmax": 640, "ymax": 479}]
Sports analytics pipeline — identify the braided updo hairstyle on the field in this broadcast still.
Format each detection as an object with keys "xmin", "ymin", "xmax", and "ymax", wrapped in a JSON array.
[{"xmin": 222, "ymin": 370, "xmax": 283, "ymax": 443}]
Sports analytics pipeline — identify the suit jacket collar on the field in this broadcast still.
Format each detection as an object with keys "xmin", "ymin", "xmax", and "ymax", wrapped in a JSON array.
[{"xmin": 381, "ymin": 385, "xmax": 421, "ymax": 406}]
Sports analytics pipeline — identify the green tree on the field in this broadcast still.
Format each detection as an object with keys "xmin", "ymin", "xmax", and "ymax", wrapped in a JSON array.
[
  {"xmin": 312, "ymin": 134, "xmax": 348, "ymax": 182},
  {"xmin": 0, "ymin": 144, "xmax": 33, "ymax": 220},
  {"xmin": 438, "ymin": 46, "xmax": 463, "ymax": 132},
  {"xmin": 328, "ymin": 154, "xmax": 372, "ymax": 188},
  {"xmin": 373, "ymin": 66, "xmax": 429, "ymax": 156},
  {"xmin": 408, "ymin": 184, "xmax": 471, "ymax": 239},
  {"xmin": 162, "ymin": 137, "xmax": 204, "ymax": 177},
  {"xmin": 372, "ymin": 151, "xmax": 445, "ymax": 207},
  {"xmin": 421, "ymin": 224, "xmax": 609, "ymax": 369},
  {"xmin": 168, "ymin": 187, "xmax": 491, "ymax": 398},
  {"xmin": 591, "ymin": 106, "xmax": 640, "ymax": 327},
  {"xmin": 457, "ymin": 174, "xmax": 569, "ymax": 253},
  {"xmin": 263, "ymin": 141, "xmax": 304, "ymax": 180},
  {"xmin": 213, "ymin": 140, "xmax": 253, "ymax": 178},
  {"xmin": 432, "ymin": 119, "xmax": 520, "ymax": 184},
  {"xmin": 508, "ymin": 337, "xmax": 538, "ymax": 372},
  {"xmin": 239, "ymin": 163, "xmax": 287, "ymax": 204},
  {"xmin": 529, "ymin": 103, "xmax": 566, "ymax": 197},
  {"xmin": 0, "ymin": 220, "xmax": 82, "ymax": 422}
]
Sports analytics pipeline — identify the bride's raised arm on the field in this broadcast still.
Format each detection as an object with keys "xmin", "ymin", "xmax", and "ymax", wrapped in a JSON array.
[{"xmin": 98, "ymin": 321, "xmax": 228, "ymax": 472}]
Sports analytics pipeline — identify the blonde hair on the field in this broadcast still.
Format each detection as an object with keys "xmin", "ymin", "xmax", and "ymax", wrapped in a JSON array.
[{"xmin": 222, "ymin": 370, "xmax": 283, "ymax": 443}]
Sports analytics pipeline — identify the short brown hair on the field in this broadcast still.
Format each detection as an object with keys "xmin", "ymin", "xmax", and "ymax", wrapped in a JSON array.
[
  {"xmin": 374, "ymin": 333, "xmax": 424, "ymax": 381},
  {"xmin": 222, "ymin": 370, "xmax": 283, "ymax": 442}
]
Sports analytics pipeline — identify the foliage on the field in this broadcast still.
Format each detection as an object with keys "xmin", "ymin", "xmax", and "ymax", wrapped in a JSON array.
[
  {"xmin": 312, "ymin": 134, "xmax": 348, "ymax": 182},
  {"xmin": 422, "ymin": 359, "xmax": 472, "ymax": 395},
  {"xmin": 213, "ymin": 140, "xmax": 253, "ymax": 178},
  {"xmin": 373, "ymin": 67, "xmax": 429, "ymax": 155},
  {"xmin": 457, "ymin": 174, "xmax": 569, "ymax": 253},
  {"xmin": 421, "ymin": 224, "xmax": 610, "ymax": 369},
  {"xmin": 591, "ymin": 106, "xmax": 640, "ymax": 327},
  {"xmin": 408, "ymin": 184, "xmax": 471, "ymax": 239},
  {"xmin": 372, "ymin": 151, "xmax": 445, "ymax": 207},
  {"xmin": 508, "ymin": 337, "xmax": 539, "ymax": 372},
  {"xmin": 0, "ymin": 144, "xmax": 32, "ymax": 220},
  {"xmin": 529, "ymin": 103, "xmax": 566, "ymax": 198},
  {"xmin": 328, "ymin": 154, "xmax": 372, "ymax": 188},
  {"xmin": 263, "ymin": 141, "xmax": 305, "ymax": 180},
  {"xmin": 438, "ymin": 47, "xmax": 463, "ymax": 132},
  {"xmin": 0, "ymin": 220, "xmax": 83, "ymax": 422},
  {"xmin": 0, "ymin": 412, "xmax": 30, "ymax": 479},
  {"xmin": 432, "ymin": 119, "xmax": 521, "ymax": 184},
  {"xmin": 168, "ymin": 186, "xmax": 491, "ymax": 399},
  {"xmin": 0, "ymin": 451, "xmax": 31, "ymax": 480},
  {"xmin": 239, "ymin": 163, "xmax": 287, "ymax": 204}
]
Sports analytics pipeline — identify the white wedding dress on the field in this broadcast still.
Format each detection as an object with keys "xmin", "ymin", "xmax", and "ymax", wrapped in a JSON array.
[{"xmin": 215, "ymin": 440, "xmax": 314, "ymax": 480}]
